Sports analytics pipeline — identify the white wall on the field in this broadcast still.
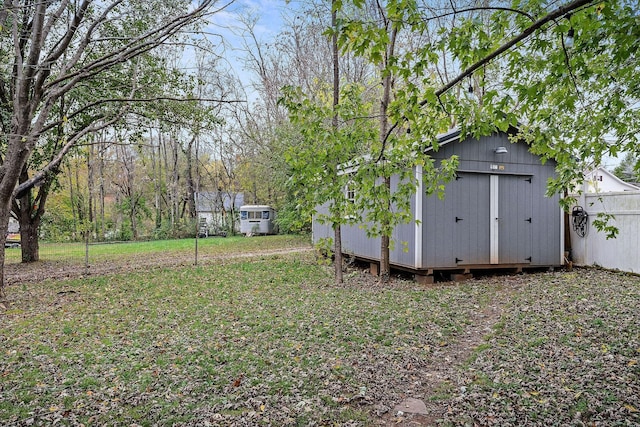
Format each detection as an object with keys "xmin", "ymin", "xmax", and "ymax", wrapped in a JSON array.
[
  {"xmin": 569, "ymin": 191, "xmax": 640, "ymax": 273},
  {"xmin": 582, "ymin": 168, "xmax": 639, "ymax": 193}
]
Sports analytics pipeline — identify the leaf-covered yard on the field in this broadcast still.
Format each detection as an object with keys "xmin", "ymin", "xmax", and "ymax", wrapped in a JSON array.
[{"xmin": 1, "ymin": 248, "xmax": 638, "ymax": 426}]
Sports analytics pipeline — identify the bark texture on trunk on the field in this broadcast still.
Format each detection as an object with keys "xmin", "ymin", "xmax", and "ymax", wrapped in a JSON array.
[
  {"xmin": 334, "ymin": 225, "xmax": 343, "ymax": 284},
  {"xmin": 19, "ymin": 216, "xmax": 40, "ymax": 263}
]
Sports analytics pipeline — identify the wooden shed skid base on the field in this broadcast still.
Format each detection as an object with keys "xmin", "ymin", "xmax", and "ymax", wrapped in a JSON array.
[{"xmin": 362, "ymin": 258, "xmax": 561, "ymax": 284}]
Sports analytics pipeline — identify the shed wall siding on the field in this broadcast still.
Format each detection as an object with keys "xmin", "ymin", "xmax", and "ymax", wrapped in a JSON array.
[
  {"xmin": 423, "ymin": 132, "xmax": 561, "ymax": 268},
  {"xmin": 422, "ymin": 172, "xmax": 491, "ymax": 267},
  {"xmin": 313, "ymin": 131, "xmax": 563, "ymax": 271}
]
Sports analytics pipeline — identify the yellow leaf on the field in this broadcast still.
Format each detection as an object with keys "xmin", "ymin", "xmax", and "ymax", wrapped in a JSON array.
[
  {"xmin": 628, "ymin": 360, "xmax": 637, "ymax": 366},
  {"xmin": 529, "ymin": 391, "xmax": 540, "ymax": 396},
  {"xmin": 49, "ymin": 406, "xmax": 58, "ymax": 412},
  {"xmin": 624, "ymin": 404, "xmax": 638, "ymax": 413},
  {"xmin": 492, "ymin": 392, "xmax": 499, "ymax": 398},
  {"xmin": 260, "ymin": 404, "xmax": 265, "ymax": 411}
]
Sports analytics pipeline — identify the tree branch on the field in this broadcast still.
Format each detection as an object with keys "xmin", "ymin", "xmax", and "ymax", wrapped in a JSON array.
[
  {"xmin": 431, "ymin": 0, "xmax": 598, "ymax": 101},
  {"xmin": 13, "ymin": 114, "xmax": 122, "ymax": 199},
  {"xmin": 420, "ymin": 6, "xmax": 535, "ymax": 23},
  {"xmin": 45, "ymin": 0, "xmax": 229, "ymax": 92}
]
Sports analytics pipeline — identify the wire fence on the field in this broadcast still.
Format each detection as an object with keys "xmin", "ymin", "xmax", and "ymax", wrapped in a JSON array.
[
  {"xmin": 4, "ymin": 231, "xmax": 308, "ymax": 288},
  {"xmin": 4, "ymin": 202, "xmax": 290, "ymax": 286},
  {"xmin": 4, "ymin": 233, "xmax": 216, "ymax": 271}
]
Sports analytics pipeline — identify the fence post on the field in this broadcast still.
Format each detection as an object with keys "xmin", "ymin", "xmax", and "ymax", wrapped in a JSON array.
[{"xmin": 84, "ymin": 231, "xmax": 89, "ymax": 276}]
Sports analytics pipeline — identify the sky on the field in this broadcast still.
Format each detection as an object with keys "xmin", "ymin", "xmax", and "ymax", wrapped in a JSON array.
[{"xmin": 197, "ymin": 0, "xmax": 291, "ymax": 93}]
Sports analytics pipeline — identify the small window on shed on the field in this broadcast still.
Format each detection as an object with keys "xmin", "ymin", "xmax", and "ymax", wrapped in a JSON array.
[
  {"xmin": 241, "ymin": 211, "xmax": 248, "ymax": 220},
  {"xmin": 262, "ymin": 211, "xmax": 270, "ymax": 219},
  {"xmin": 345, "ymin": 180, "xmax": 356, "ymax": 203}
]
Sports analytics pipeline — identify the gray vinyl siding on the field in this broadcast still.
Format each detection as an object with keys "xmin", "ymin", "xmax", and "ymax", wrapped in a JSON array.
[
  {"xmin": 340, "ymin": 224, "xmax": 380, "ymax": 259},
  {"xmin": 422, "ymin": 172, "xmax": 493, "ymax": 268},
  {"xmin": 313, "ymin": 130, "xmax": 562, "ymax": 271},
  {"xmin": 312, "ymin": 204, "xmax": 381, "ymax": 259},
  {"xmin": 312, "ymin": 174, "xmax": 416, "ymax": 268},
  {"xmin": 390, "ymin": 174, "xmax": 416, "ymax": 268},
  {"xmin": 498, "ymin": 174, "xmax": 533, "ymax": 264},
  {"xmin": 425, "ymin": 131, "xmax": 561, "ymax": 268}
]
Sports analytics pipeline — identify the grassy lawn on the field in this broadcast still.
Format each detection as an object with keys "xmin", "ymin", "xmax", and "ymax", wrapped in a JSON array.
[
  {"xmin": 1, "ymin": 240, "xmax": 638, "ymax": 426},
  {"xmin": 4, "ymin": 234, "xmax": 309, "ymax": 264}
]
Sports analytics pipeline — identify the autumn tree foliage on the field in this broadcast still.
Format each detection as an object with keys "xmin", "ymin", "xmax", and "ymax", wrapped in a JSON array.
[{"xmin": 0, "ymin": 0, "xmax": 227, "ymax": 297}]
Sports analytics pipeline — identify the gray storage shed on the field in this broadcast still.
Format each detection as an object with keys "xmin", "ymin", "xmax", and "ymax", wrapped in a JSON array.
[{"xmin": 312, "ymin": 129, "xmax": 564, "ymax": 279}]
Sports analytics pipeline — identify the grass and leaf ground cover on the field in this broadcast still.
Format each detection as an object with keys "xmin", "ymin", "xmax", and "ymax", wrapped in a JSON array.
[
  {"xmin": 2, "ymin": 251, "xmax": 497, "ymax": 426},
  {"xmin": 1, "ymin": 244, "xmax": 638, "ymax": 426},
  {"xmin": 443, "ymin": 269, "xmax": 640, "ymax": 426},
  {"xmin": 3, "ymin": 235, "xmax": 310, "ymax": 286}
]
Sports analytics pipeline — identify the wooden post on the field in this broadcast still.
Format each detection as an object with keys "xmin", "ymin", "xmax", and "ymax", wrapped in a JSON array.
[
  {"xmin": 415, "ymin": 274, "xmax": 434, "ymax": 285},
  {"xmin": 369, "ymin": 262, "xmax": 379, "ymax": 276},
  {"xmin": 451, "ymin": 273, "xmax": 473, "ymax": 282}
]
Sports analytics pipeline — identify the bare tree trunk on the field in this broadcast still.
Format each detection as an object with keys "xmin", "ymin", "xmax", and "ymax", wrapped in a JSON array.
[
  {"xmin": 15, "ymin": 162, "xmax": 58, "ymax": 262},
  {"xmin": 18, "ymin": 205, "xmax": 40, "ymax": 263},
  {"xmin": 172, "ymin": 134, "xmax": 179, "ymax": 227},
  {"xmin": 378, "ymin": 22, "xmax": 398, "ymax": 283},
  {"xmin": 99, "ymin": 139, "xmax": 106, "ymax": 239},
  {"xmin": 68, "ymin": 163, "xmax": 78, "ymax": 236},
  {"xmin": 380, "ymin": 177, "xmax": 392, "ymax": 281},
  {"xmin": 0, "ymin": 205, "xmax": 11, "ymax": 300},
  {"xmin": 185, "ymin": 136, "xmax": 197, "ymax": 219},
  {"xmin": 75, "ymin": 158, "xmax": 85, "ymax": 228},
  {"xmin": 331, "ymin": 1, "xmax": 343, "ymax": 284},
  {"xmin": 130, "ymin": 197, "xmax": 138, "ymax": 240},
  {"xmin": 149, "ymin": 127, "xmax": 162, "ymax": 230},
  {"xmin": 161, "ymin": 131, "xmax": 173, "ymax": 229},
  {"xmin": 88, "ymin": 144, "xmax": 95, "ymax": 236}
]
